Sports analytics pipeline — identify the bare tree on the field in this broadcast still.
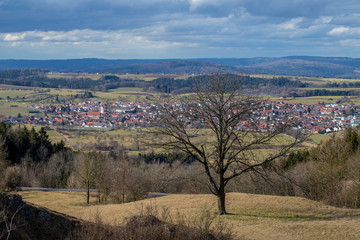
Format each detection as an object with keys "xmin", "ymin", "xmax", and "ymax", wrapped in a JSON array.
[
  {"xmin": 73, "ymin": 152, "xmax": 101, "ymax": 204},
  {"xmin": 0, "ymin": 196, "xmax": 24, "ymax": 240},
  {"xmin": 151, "ymin": 74, "xmax": 304, "ymax": 214}
]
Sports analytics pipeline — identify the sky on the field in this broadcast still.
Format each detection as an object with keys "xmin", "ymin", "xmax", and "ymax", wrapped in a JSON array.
[{"xmin": 0, "ymin": 0, "xmax": 360, "ymax": 59}]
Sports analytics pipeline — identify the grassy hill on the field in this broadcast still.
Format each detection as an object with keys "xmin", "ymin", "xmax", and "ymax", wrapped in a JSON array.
[{"xmin": 18, "ymin": 191, "xmax": 360, "ymax": 240}]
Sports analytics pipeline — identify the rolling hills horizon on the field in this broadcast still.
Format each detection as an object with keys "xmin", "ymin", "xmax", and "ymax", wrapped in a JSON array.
[{"xmin": 0, "ymin": 56, "xmax": 360, "ymax": 78}]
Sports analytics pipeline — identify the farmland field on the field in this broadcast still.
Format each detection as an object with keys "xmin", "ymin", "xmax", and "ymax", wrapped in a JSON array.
[
  {"xmin": 45, "ymin": 127, "xmax": 312, "ymax": 158},
  {"xmin": 291, "ymin": 76, "xmax": 360, "ymax": 86},
  {"xmin": 46, "ymin": 73, "xmax": 102, "ymax": 80},
  {"xmin": 94, "ymin": 87, "xmax": 154, "ymax": 102},
  {"xmin": 248, "ymin": 74, "xmax": 360, "ymax": 87},
  {"xmin": 46, "ymin": 73, "xmax": 188, "ymax": 81},
  {"xmin": 270, "ymin": 96, "xmax": 352, "ymax": 104},
  {"xmin": 0, "ymin": 102, "xmax": 34, "ymax": 117}
]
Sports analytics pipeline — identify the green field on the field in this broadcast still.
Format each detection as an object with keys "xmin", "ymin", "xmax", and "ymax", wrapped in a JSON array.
[
  {"xmin": 301, "ymin": 87, "xmax": 360, "ymax": 91},
  {"xmin": 248, "ymin": 74, "xmax": 360, "ymax": 87},
  {"xmin": 0, "ymin": 102, "xmax": 35, "ymax": 117},
  {"xmin": 94, "ymin": 88, "xmax": 154, "ymax": 102},
  {"xmin": 298, "ymin": 77, "xmax": 360, "ymax": 87},
  {"xmin": 270, "ymin": 96, "xmax": 350, "ymax": 104},
  {"xmin": 307, "ymin": 132, "xmax": 336, "ymax": 145}
]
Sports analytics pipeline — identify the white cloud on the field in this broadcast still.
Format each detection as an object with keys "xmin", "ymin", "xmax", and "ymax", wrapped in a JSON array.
[
  {"xmin": 328, "ymin": 26, "xmax": 350, "ymax": 36},
  {"xmin": 2, "ymin": 0, "xmax": 360, "ymax": 58},
  {"xmin": 189, "ymin": 0, "xmax": 221, "ymax": 10},
  {"xmin": 328, "ymin": 26, "xmax": 360, "ymax": 37},
  {"xmin": 279, "ymin": 18, "xmax": 304, "ymax": 30},
  {"xmin": 0, "ymin": 29, "xmax": 200, "ymax": 53},
  {"xmin": 4, "ymin": 33, "xmax": 27, "ymax": 41}
]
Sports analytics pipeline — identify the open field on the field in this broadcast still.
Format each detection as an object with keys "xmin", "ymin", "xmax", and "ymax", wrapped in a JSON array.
[
  {"xmin": 249, "ymin": 74, "xmax": 360, "ymax": 87},
  {"xmin": 309, "ymin": 77, "xmax": 360, "ymax": 84},
  {"xmin": 0, "ymin": 102, "xmax": 35, "ymax": 116},
  {"xmin": 270, "ymin": 96, "xmax": 350, "ymax": 104},
  {"xmin": 302, "ymin": 87, "xmax": 360, "ymax": 91},
  {"xmin": 300, "ymin": 77, "xmax": 360, "ymax": 87},
  {"xmin": 291, "ymin": 76, "xmax": 360, "ymax": 86},
  {"xmin": 307, "ymin": 133, "xmax": 335, "ymax": 145},
  {"xmin": 94, "ymin": 88, "xmax": 154, "ymax": 102},
  {"xmin": 46, "ymin": 73, "xmax": 187, "ymax": 81},
  {"xmin": 48, "ymin": 127, "xmax": 310, "ymax": 157},
  {"xmin": 47, "ymin": 73, "xmax": 102, "ymax": 80},
  {"xmin": 117, "ymin": 74, "xmax": 186, "ymax": 81},
  {"xmin": 51, "ymin": 128, "xmax": 149, "ymax": 155},
  {"xmin": 18, "ymin": 191, "xmax": 360, "ymax": 240},
  {"xmin": 3, "ymin": 73, "xmax": 360, "ymax": 116}
]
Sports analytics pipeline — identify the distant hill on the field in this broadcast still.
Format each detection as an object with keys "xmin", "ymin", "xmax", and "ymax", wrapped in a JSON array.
[{"xmin": 1, "ymin": 56, "xmax": 360, "ymax": 78}]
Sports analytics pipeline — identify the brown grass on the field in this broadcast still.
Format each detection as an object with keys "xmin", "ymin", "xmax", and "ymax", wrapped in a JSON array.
[{"xmin": 18, "ymin": 191, "xmax": 360, "ymax": 240}]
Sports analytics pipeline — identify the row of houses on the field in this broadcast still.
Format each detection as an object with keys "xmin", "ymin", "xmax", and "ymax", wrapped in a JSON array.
[{"xmin": 8, "ymin": 100, "xmax": 360, "ymax": 134}]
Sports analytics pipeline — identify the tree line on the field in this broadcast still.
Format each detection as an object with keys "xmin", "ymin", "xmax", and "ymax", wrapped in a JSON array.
[
  {"xmin": 291, "ymin": 89, "xmax": 360, "ymax": 97},
  {"xmin": 326, "ymin": 82, "xmax": 360, "ymax": 88},
  {"xmin": 0, "ymin": 122, "xmax": 66, "ymax": 165},
  {"xmin": 0, "ymin": 70, "xmax": 306, "ymax": 94},
  {"xmin": 0, "ymin": 123, "xmax": 205, "ymax": 204}
]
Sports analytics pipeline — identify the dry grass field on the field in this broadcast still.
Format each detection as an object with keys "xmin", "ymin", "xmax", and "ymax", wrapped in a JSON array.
[{"xmin": 18, "ymin": 191, "xmax": 360, "ymax": 240}]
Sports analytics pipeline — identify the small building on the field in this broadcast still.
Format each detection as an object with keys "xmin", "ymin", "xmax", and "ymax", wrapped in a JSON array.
[{"xmin": 29, "ymin": 110, "xmax": 40, "ymax": 113}]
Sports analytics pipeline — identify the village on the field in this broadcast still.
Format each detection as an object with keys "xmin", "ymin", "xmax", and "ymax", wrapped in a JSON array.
[{"xmin": 3, "ymin": 99, "xmax": 360, "ymax": 134}]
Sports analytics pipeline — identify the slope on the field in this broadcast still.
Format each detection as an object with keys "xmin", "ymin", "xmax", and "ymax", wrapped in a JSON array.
[{"xmin": 18, "ymin": 191, "xmax": 360, "ymax": 240}]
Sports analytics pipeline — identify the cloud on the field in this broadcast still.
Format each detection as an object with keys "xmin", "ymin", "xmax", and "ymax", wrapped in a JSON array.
[
  {"xmin": 3, "ymin": 33, "xmax": 26, "ymax": 41},
  {"xmin": 188, "ymin": 0, "xmax": 225, "ymax": 11},
  {"xmin": 1, "ymin": 0, "xmax": 360, "ymax": 58},
  {"xmin": 0, "ymin": 29, "xmax": 199, "ymax": 52},
  {"xmin": 328, "ymin": 26, "xmax": 351, "ymax": 36},
  {"xmin": 278, "ymin": 18, "xmax": 304, "ymax": 30},
  {"xmin": 328, "ymin": 26, "xmax": 360, "ymax": 37}
]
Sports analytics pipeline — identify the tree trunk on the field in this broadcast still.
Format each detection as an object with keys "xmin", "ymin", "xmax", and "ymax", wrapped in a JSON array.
[
  {"xmin": 87, "ymin": 184, "xmax": 90, "ymax": 204},
  {"xmin": 217, "ymin": 185, "xmax": 227, "ymax": 215},
  {"xmin": 217, "ymin": 193, "xmax": 227, "ymax": 215}
]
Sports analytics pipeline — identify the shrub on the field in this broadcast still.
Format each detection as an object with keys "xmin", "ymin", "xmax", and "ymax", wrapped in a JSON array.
[
  {"xmin": 288, "ymin": 128, "xmax": 360, "ymax": 208},
  {"xmin": 3, "ymin": 166, "xmax": 22, "ymax": 191},
  {"xmin": 68, "ymin": 205, "xmax": 233, "ymax": 240}
]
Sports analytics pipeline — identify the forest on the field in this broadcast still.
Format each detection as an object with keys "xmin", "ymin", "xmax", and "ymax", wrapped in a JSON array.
[{"xmin": 0, "ymin": 69, "xmax": 307, "ymax": 95}]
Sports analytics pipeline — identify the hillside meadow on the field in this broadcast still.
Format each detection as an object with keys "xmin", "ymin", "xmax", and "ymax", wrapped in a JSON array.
[
  {"xmin": 45, "ymin": 127, "xmax": 314, "ymax": 157},
  {"xmin": 18, "ymin": 191, "xmax": 360, "ymax": 240}
]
